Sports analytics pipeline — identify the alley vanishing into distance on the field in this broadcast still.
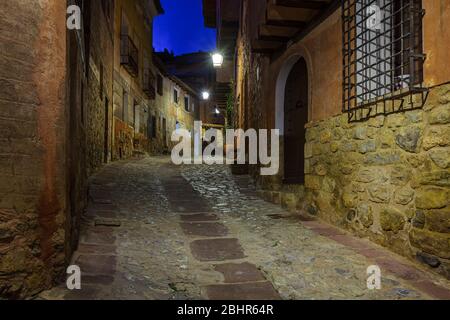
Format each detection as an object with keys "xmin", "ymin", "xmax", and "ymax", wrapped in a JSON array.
[{"xmin": 39, "ymin": 156, "xmax": 449, "ymax": 300}]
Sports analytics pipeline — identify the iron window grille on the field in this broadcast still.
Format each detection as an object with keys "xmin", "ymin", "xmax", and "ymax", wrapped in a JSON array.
[{"xmin": 342, "ymin": 0, "xmax": 428, "ymax": 122}]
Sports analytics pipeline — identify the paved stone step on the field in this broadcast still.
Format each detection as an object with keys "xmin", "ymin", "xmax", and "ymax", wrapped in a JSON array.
[
  {"xmin": 205, "ymin": 282, "xmax": 280, "ymax": 300},
  {"xmin": 181, "ymin": 222, "xmax": 229, "ymax": 237},
  {"xmin": 190, "ymin": 238, "xmax": 245, "ymax": 261},
  {"xmin": 214, "ymin": 262, "xmax": 266, "ymax": 283}
]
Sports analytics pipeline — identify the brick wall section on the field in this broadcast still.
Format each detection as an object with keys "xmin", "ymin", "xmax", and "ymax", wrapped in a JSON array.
[{"xmin": 0, "ymin": 0, "xmax": 67, "ymax": 298}]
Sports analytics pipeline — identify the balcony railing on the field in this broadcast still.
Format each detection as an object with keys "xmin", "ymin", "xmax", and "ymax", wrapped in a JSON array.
[
  {"xmin": 120, "ymin": 35, "xmax": 139, "ymax": 77},
  {"xmin": 143, "ymin": 70, "xmax": 156, "ymax": 100}
]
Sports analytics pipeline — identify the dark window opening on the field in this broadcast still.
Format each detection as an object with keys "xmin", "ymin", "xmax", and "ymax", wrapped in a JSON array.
[
  {"xmin": 150, "ymin": 116, "xmax": 157, "ymax": 138},
  {"xmin": 173, "ymin": 89, "xmax": 179, "ymax": 104},
  {"xmin": 342, "ymin": 0, "xmax": 427, "ymax": 122},
  {"xmin": 157, "ymin": 74, "xmax": 163, "ymax": 96},
  {"xmin": 184, "ymin": 96, "xmax": 190, "ymax": 112},
  {"xmin": 122, "ymin": 90, "xmax": 128, "ymax": 122}
]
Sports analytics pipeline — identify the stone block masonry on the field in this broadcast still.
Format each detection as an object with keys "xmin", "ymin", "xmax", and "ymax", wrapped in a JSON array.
[
  {"xmin": 0, "ymin": 0, "xmax": 68, "ymax": 298},
  {"xmin": 300, "ymin": 84, "xmax": 450, "ymax": 279}
]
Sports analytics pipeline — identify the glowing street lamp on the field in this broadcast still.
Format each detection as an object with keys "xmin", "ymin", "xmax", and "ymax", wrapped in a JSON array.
[
  {"xmin": 212, "ymin": 52, "xmax": 224, "ymax": 68},
  {"xmin": 202, "ymin": 91, "xmax": 210, "ymax": 100}
]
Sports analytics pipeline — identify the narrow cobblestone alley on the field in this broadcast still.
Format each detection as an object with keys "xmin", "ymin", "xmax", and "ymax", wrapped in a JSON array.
[{"xmin": 39, "ymin": 157, "xmax": 450, "ymax": 300}]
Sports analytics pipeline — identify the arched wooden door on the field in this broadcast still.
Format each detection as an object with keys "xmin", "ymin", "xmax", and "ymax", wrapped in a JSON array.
[{"xmin": 284, "ymin": 57, "xmax": 308, "ymax": 184}]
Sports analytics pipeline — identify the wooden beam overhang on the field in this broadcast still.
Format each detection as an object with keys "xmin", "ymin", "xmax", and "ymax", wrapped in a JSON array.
[
  {"xmin": 265, "ymin": 3, "xmax": 320, "ymax": 26},
  {"xmin": 274, "ymin": 0, "xmax": 329, "ymax": 10},
  {"xmin": 252, "ymin": 39, "xmax": 284, "ymax": 55},
  {"xmin": 253, "ymin": 0, "xmax": 339, "ymax": 57}
]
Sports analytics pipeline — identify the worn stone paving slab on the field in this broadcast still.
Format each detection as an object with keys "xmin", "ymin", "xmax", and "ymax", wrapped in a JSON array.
[
  {"xmin": 214, "ymin": 262, "xmax": 266, "ymax": 283},
  {"xmin": 205, "ymin": 282, "xmax": 281, "ymax": 300},
  {"xmin": 80, "ymin": 226, "xmax": 116, "ymax": 245},
  {"xmin": 180, "ymin": 213, "xmax": 220, "ymax": 222},
  {"xmin": 170, "ymin": 202, "xmax": 212, "ymax": 213},
  {"xmin": 77, "ymin": 243, "xmax": 117, "ymax": 255},
  {"xmin": 82, "ymin": 275, "xmax": 115, "ymax": 285},
  {"xmin": 75, "ymin": 255, "xmax": 116, "ymax": 275},
  {"xmin": 190, "ymin": 238, "xmax": 246, "ymax": 261},
  {"xmin": 64, "ymin": 285, "xmax": 101, "ymax": 300},
  {"xmin": 181, "ymin": 222, "xmax": 229, "ymax": 237}
]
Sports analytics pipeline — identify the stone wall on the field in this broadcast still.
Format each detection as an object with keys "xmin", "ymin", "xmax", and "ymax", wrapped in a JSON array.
[
  {"xmin": 0, "ymin": 0, "xmax": 68, "ymax": 298},
  {"xmin": 85, "ymin": 0, "xmax": 114, "ymax": 175},
  {"xmin": 113, "ymin": 118, "xmax": 134, "ymax": 160},
  {"xmin": 260, "ymin": 84, "xmax": 450, "ymax": 278}
]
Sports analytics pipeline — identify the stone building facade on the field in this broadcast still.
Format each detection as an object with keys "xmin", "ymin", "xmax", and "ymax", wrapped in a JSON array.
[
  {"xmin": 205, "ymin": 0, "xmax": 450, "ymax": 278},
  {"xmin": 0, "ymin": 0, "xmax": 164, "ymax": 298},
  {"xmin": 0, "ymin": 0, "xmax": 74, "ymax": 298},
  {"xmin": 150, "ymin": 56, "xmax": 199, "ymax": 154},
  {"xmin": 112, "ymin": 0, "xmax": 163, "ymax": 159}
]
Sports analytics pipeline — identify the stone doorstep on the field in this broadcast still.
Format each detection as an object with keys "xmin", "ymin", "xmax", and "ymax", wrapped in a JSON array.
[
  {"xmin": 180, "ymin": 213, "xmax": 220, "ymax": 222},
  {"xmin": 190, "ymin": 238, "xmax": 246, "ymax": 262},
  {"xmin": 205, "ymin": 282, "xmax": 281, "ymax": 300},
  {"xmin": 180, "ymin": 222, "xmax": 229, "ymax": 238},
  {"xmin": 214, "ymin": 262, "xmax": 266, "ymax": 284}
]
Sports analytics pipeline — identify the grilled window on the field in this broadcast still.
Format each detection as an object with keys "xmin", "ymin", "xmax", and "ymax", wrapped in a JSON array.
[{"xmin": 342, "ymin": 0, "xmax": 427, "ymax": 122}]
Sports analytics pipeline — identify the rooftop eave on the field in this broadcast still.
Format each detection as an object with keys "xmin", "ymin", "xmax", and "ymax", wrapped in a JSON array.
[{"xmin": 253, "ymin": 0, "xmax": 339, "ymax": 56}]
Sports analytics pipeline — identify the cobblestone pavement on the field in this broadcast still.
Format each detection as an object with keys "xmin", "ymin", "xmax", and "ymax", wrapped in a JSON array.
[{"xmin": 40, "ymin": 156, "xmax": 450, "ymax": 300}]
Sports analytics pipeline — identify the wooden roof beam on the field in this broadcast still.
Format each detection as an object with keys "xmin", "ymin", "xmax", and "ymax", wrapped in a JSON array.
[
  {"xmin": 258, "ymin": 24, "xmax": 298, "ymax": 42},
  {"xmin": 266, "ymin": 3, "xmax": 319, "ymax": 27},
  {"xmin": 274, "ymin": 0, "xmax": 331, "ymax": 10}
]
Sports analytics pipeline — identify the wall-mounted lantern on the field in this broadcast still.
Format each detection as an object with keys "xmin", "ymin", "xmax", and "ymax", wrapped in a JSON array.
[
  {"xmin": 212, "ymin": 52, "xmax": 224, "ymax": 68},
  {"xmin": 202, "ymin": 91, "xmax": 210, "ymax": 100}
]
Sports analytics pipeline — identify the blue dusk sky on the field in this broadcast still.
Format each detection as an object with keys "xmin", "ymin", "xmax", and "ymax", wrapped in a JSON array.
[{"xmin": 153, "ymin": 0, "xmax": 217, "ymax": 55}]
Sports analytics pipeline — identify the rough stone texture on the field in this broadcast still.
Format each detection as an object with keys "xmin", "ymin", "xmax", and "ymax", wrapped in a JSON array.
[
  {"xmin": 0, "ymin": 0, "xmax": 69, "ymax": 298},
  {"xmin": 380, "ymin": 208, "xmax": 406, "ymax": 233},
  {"xmin": 85, "ymin": 0, "xmax": 114, "ymax": 174},
  {"xmin": 257, "ymin": 83, "xmax": 450, "ymax": 279}
]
